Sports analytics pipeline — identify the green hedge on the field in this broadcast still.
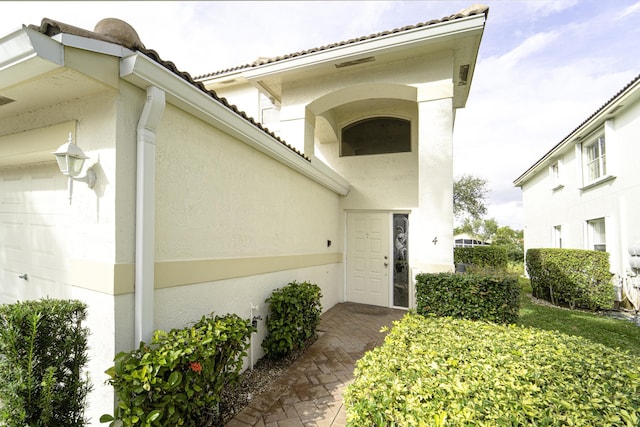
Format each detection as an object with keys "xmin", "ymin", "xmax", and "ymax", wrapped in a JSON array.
[
  {"xmin": 526, "ymin": 248, "xmax": 614, "ymax": 310},
  {"xmin": 101, "ymin": 313, "xmax": 253, "ymax": 427},
  {"xmin": 0, "ymin": 299, "xmax": 91, "ymax": 427},
  {"xmin": 344, "ymin": 313, "xmax": 640, "ymax": 426},
  {"xmin": 454, "ymin": 246, "xmax": 508, "ymax": 269},
  {"xmin": 262, "ymin": 281, "xmax": 322, "ymax": 359},
  {"xmin": 416, "ymin": 272, "xmax": 519, "ymax": 324}
]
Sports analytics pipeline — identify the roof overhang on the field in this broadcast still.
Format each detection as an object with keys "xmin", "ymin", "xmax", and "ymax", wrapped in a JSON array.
[
  {"xmin": 204, "ymin": 12, "xmax": 487, "ymax": 108},
  {"xmin": 244, "ymin": 14, "xmax": 485, "ymax": 80},
  {"xmin": 513, "ymin": 75, "xmax": 640, "ymax": 187},
  {"xmin": 0, "ymin": 26, "xmax": 64, "ymax": 88},
  {"xmin": 0, "ymin": 26, "xmax": 129, "ymax": 121}
]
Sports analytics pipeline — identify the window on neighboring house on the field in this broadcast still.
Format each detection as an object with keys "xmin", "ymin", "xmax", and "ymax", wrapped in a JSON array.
[
  {"xmin": 586, "ymin": 218, "xmax": 606, "ymax": 252},
  {"xmin": 454, "ymin": 238, "xmax": 490, "ymax": 248},
  {"xmin": 583, "ymin": 135, "xmax": 606, "ymax": 184},
  {"xmin": 550, "ymin": 160, "xmax": 563, "ymax": 190},
  {"xmin": 341, "ymin": 117, "xmax": 411, "ymax": 157},
  {"xmin": 553, "ymin": 225, "xmax": 562, "ymax": 248}
]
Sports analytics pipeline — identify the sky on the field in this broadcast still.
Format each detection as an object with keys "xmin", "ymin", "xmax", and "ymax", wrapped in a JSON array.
[{"xmin": 2, "ymin": 0, "xmax": 640, "ymax": 229}]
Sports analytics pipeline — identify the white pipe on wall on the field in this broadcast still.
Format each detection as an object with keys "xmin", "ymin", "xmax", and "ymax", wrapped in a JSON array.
[{"xmin": 135, "ymin": 86, "xmax": 165, "ymax": 345}]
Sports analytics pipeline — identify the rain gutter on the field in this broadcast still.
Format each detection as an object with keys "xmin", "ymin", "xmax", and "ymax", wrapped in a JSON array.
[{"xmin": 134, "ymin": 86, "xmax": 165, "ymax": 345}]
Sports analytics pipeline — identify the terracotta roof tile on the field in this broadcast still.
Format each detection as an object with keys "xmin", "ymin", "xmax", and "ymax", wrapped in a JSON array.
[
  {"xmin": 195, "ymin": 4, "xmax": 489, "ymax": 80},
  {"xmin": 28, "ymin": 18, "xmax": 310, "ymax": 162}
]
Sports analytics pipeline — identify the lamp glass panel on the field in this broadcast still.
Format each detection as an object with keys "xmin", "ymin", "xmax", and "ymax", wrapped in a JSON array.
[
  {"xmin": 55, "ymin": 155, "xmax": 69, "ymax": 174},
  {"xmin": 68, "ymin": 156, "xmax": 85, "ymax": 177}
]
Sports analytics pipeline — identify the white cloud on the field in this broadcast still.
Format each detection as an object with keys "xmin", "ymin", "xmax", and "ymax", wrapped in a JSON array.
[
  {"xmin": 618, "ymin": 1, "xmax": 640, "ymax": 19},
  {"xmin": 491, "ymin": 30, "xmax": 561, "ymax": 69},
  {"xmin": 523, "ymin": 0, "xmax": 579, "ymax": 16}
]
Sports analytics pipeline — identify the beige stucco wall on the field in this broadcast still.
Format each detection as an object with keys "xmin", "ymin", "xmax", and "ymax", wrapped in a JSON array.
[
  {"xmin": 146, "ymin": 100, "xmax": 343, "ymax": 337},
  {"xmin": 155, "ymin": 103, "xmax": 341, "ymax": 259}
]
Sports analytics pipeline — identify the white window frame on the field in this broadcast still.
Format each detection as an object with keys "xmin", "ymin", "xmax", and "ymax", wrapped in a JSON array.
[
  {"xmin": 586, "ymin": 218, "xmax": 606, "ymax": 252},
  {"xmin": 585, "ymin": 135, "xmax": 606, "ymax": 182},
  {"xmin": 577, "ymin": 124, "xmax": 615, "ymax": 190},
  {"xmin": 549, "ymin": 159, "xmax": 563, "ymax": 190},
  {"xmin": 552, "ymin": 225, "xmax": 563, "ymax": 248}
]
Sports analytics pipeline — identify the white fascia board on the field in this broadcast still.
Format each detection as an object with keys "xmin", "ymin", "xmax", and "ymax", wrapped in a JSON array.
[
  {"xmin": 514, "ymin": 78, "xmax": 640, "ymax": 187},
  {"xmin": 120, "ymin": 53, "xmax": 350, "ymax": 196},
  {"xmin": 0, "ymin": 26, "xmax": 63, "ymax": 87},
  {"xmin": 243, "ymin": 14, "xmax": 486, "ymax": 79},
  {"xmin": 51, "ymin": 32, "xmax": 134, "ymax": 57}
]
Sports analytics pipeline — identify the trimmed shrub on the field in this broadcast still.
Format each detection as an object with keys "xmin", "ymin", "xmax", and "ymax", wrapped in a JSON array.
[
  {"xmin": 344, "ymin": 313, "xmax": 640, "ymax": 426},
  {"xmin": 101, "ymin": 313, "xmax": 253, "ymax": 427},
  {"xmin": 526, "ymin": 248, "xmax": 614, "ymax": 310},
  {"xmin": 262, "ymin": 281, "xmax": 322, "ymax": 359},
  {"xmin": 416, "ymin": 272, "xmax": 519, "ymax": 324},
  {"xmin": 0, "ymin": 299, "xmax": 91, "ymax": 427},
  {"xmin": 454, "ymin": 246, "xmax": 508, "ymax": 270}
]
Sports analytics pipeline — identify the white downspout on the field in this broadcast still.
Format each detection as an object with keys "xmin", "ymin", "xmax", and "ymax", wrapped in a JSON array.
[{"xmin": 135, "ymin": 86, "xmax": 165, "ymax": 345}]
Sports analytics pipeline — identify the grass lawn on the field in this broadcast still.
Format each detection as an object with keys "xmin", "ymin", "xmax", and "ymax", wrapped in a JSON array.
[{"xmin": 517, "ymin": 278, "xmax": 640, "ymax": 354}]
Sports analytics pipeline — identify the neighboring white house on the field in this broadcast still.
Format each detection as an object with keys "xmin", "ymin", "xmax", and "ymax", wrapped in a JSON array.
[
  {"xmin": 454, "ymin": 232, "xmax": 490, "ymax": 247},
  {"xmin": 514, "ymin": 73, "xmax": 640, "ymax": 310},
  {"xmin": 0, "ymin": 6, "xmax": 488, "ymax": 424}
]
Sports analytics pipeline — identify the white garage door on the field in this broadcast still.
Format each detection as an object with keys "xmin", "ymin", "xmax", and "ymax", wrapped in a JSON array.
[{"xmin": 0, "ymin": 164, "xmax": 72, "ymax": 304}]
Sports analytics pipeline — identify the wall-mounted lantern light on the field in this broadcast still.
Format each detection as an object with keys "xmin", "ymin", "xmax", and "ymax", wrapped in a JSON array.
[{"xmin": 52, "ymin": 133, "xmax": 96, "ymax": 203}]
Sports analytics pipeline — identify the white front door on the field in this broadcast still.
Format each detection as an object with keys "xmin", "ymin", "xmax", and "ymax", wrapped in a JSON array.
[{"xmin": 346, "ymin": 212, "xmax": 390, "ymax": 307}]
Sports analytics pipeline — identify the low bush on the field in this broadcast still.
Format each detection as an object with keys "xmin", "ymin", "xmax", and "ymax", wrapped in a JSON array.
[
  {"xmin": 262, "ymin": 281, "xmax": 322, "ymax": 359},
  {"xmin": 454, "ymin": 246, "xmax": 508, "ymax": 270},
  {"xmin": 344, "ymin": 313, "xmax": 640, "ymax": 426},
  {"xmin": 416, "ymin": 272, "xmax": 519, "ymax": 324},
  {"xmin": 101, "ymin": 313, "xmax": 253, "ymax": 427},
  {"xmin": 0, "ymin": 299, "xmax": 91, "ymax": 427},
  {"xmin": 526, "ymin": 248, "xmax": 614, "ymax": 310}
]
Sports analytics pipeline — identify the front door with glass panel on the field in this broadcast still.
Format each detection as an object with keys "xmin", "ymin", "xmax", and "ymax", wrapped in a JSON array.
[{"xmin": 346, "ymin": 212, "xmax": 409, "ymax": 308}]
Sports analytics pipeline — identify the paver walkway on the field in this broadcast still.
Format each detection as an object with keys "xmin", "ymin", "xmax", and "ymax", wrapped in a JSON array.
[{"xmin": 225, "ymin": 302, "xmax": 406, "ymax": 427}]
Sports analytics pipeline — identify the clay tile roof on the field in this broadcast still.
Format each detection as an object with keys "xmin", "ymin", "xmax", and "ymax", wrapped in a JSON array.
[
  {"xmin": 514, "ymin": 72, "xmax": 640, "ymax": 185},
  {"xmin": 560, "ymin": 72, "xmax": 640, "ymax": 143},
  {"xmin": 29, "ymin": 17, "xmax": 309, "ymax": 162},
  {"xmin": 195, "ymin": 4, "xmax": 489, "ymax": 80}
]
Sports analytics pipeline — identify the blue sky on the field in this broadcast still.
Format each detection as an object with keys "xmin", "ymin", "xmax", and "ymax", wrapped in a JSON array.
[{"xmin": 2, "ymin": 1, "xmax": 640, "ymax": 229}]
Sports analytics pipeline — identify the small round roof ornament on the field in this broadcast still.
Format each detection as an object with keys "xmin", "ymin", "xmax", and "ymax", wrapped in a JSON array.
[{"xmin": 94, "ymin": 18, "xmax": 144, "ymax": 49}]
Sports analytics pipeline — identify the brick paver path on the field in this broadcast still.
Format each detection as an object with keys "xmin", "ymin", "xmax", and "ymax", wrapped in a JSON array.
[{"xmin": 225, "ymin": 302, "xmax": 406, "ymax": 427}]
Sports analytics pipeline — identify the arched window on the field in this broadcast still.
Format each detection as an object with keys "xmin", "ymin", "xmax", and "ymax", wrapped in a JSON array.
[{"xmin": 341, "ymin": 117, "xmax": 411, "ymax": 157}]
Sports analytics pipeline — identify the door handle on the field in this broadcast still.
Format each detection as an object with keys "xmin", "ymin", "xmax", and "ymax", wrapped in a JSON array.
[
  {"xmin": 18, "ymin": 273, "xmax": 28, "ymax": 281},
  {"xmin": 384, "ymin": 263, "xmax": 388, "ymax": 268}
]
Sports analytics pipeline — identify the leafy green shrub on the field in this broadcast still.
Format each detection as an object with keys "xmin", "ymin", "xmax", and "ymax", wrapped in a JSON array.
[
  {"xmin": 454, "ymin": 246, "xmax": 508, "ymax": 270},
  {"xmin": 0, "ymin": 299, "xmax": 90, "ymax": 427},
  {"xmin": 262, "ymin": 281, "xmax": 322, "ymax": 359},
  {"xmin": 416, "ymin": 272, "xmax": 519, "ymax": 324},
  {"xmin": 344, "ymin": 313, "xmax": 640, "ymax": 426},
  {"xmin": 526, "ymin": 248, "xmax": 614, "ymax": 310},
  {"xmin": 101, "ymin": 313, "xmax": 253, "ymax": 427}
]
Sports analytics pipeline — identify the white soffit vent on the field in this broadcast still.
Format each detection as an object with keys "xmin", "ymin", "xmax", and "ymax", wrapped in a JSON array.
[
  {"xmin": 0, "ymin": 95, "xmax": 15, "ymax": 106},
  {"xmin": 458, "ymin": 64, "xmax": 470, "ymax": 86},
  {"xmin": 335, "ymin": 56, "xmax": 375, "ymax": 68}
]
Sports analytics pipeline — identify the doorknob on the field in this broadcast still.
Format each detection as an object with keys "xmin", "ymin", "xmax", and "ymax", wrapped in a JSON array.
[{"xmin": 384, "ymin": 263, "xmax": 388, "ymax": 268}]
